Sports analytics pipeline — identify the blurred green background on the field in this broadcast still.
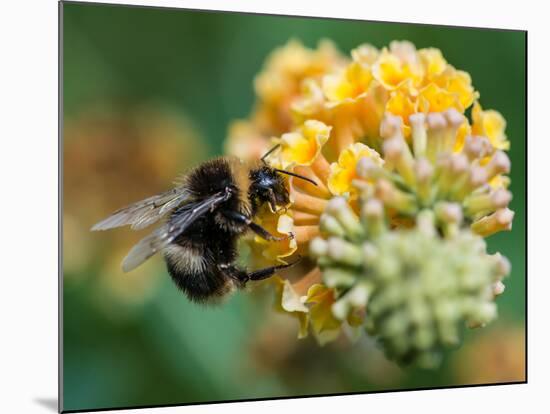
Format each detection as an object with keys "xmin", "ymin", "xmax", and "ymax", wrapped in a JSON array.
[{"xmin": 62, "ymin": 2, "xmax": 526, "ymax": 412}]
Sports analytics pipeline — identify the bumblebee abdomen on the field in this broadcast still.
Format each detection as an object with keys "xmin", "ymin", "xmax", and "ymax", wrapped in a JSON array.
[{"xmin": 163, "ymin": 244, "xmax": 236, "ymax": 303}]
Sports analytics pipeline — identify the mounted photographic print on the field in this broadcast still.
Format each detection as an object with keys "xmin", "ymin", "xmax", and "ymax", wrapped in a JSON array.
[{"xmin": 60, "ymin": 1, "xmax": 526, "ymax": 412}]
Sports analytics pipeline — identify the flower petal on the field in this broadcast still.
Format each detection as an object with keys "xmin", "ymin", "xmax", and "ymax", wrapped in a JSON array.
[
  {"xmin": 305, "ymin": 284, "xmax": 343, "ymax": 344},
  {"xmin": 270, "ymin": 120, "xmax": 331, "ymax": 169},
  {"xmin": 328, "ymin": 142, "xmax": 384, "ymax": 197},
  {"xmin": 253, "ymin": 206, "xmax": 298, "ymax": 263},
  {"xmin": 272, "ymin": 276, "xmax": 310, "ymax": 338},
  {"xmin": 472, "ymin": 101, "xmax": 509, "ymax": 150},
  {"xmin": 419, "ymin": 48, "xmax": 447, "ymax": 79}
]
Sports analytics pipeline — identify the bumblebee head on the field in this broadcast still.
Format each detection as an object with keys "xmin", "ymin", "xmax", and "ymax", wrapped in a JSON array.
[
  {"xmin": 250, "ymin": 145, "xmax": 318, "ymax": 213},
  {"xmin": 249, "ymin": 165, "xmax": 290, "ymax": 213}
]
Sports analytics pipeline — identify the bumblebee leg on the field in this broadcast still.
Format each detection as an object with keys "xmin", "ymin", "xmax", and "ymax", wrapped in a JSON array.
[
  {"xmin": 223, "ymin": 210, "xmax": 293, "ymax": 242},
  {"xmin": 247, "ymin": 258, "xmax": 301, "ymax": 281},
  {"xmin": 218, "ymin": 258, "xmax": 301, "ymax": 284},
  {"xmin": 217, "ymin": 263, "xmax": 248, "ymax": 285},
  {"xmin": 249, "ymin": 222, "xmax": 294, "ymax": 242}
]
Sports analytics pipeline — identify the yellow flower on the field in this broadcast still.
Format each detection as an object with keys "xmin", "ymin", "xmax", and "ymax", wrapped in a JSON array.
[
  {"xmin": 386, "ymin": 88, "xmax": 418, "ymax": 137},
  {"xmin": 294, "ymin": 80, "xmax": 389, "ymax": 153},
  {"xmin": 267, "ymin": 120, "xmax": 331, "ymax": 169},
  {"xmin": 254, "ymin": 39, "xmax": 345, "ymax": 104},
  {"xmin": 252, "ymin": 205, "xmax": 297, "ymax": 264},
  {"xmin": 323, "ymin": 61, "xmax": 373, "ymax": 103},
  {"xmin": 444, "ymin": 68, "xmax": 478, "ymax": 110},
  {"xmin": 418, "ymin": 49, "xmax": 477, "ymax": 110},
  {"xmin": 419, "ymin": 48, "xmax": 447, "ymax": 79},
  {"xmin": 472, "ymin": 101, "xmax": 510, "ymax": 150},
  {"xmin": 418, "ymin": 82, "xmax": 463, "ymax": 113},
  {"xmin": 305, "ymin": 284, "xmax": 343, "ymax": 344},
  {"xmin": 253, "ymin": 39, "xmax": 346, "ymax": 136},
  {"xmin": 372, "ymin": 42, "xmax": 423, "ymax": 91},
  {"xmin": 328, "ymin": 142, "xmax": 384, "ymax": 197}
]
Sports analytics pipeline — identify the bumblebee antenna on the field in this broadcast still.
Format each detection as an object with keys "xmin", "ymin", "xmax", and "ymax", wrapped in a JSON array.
[
  {"xmin": 260, "ymin": 144, "xmax": 318, "ymax": 186},
  {"xmin": 275, "ymin": 169, "xmax": 318, "ymax": 187},
  {"xmin": 261, "ymin": 144, "xmax": 281, "ymax": 163}
]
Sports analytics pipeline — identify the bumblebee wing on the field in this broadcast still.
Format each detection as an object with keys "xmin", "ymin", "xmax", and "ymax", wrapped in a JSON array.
[
  {"xmin": 121, "ymin": 190, "xmax": 230, "ymax": 272},
  {"xmin": 91, "ymin": 187, "xmax": 191, "ymax": 231}
]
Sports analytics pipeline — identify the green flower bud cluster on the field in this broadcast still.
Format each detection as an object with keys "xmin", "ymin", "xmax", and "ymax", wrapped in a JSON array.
[
  {"xmin": 310, "ymin": 198, "xmax": 510, "ymax": 368},
  {"xmin": 355, "ymin": 110, "xmax": 514, "ymax": 239}
]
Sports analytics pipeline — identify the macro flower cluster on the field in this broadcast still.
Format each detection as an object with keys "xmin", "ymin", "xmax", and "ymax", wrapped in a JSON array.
[{"xmin": 225, "ymin": 40, "xmax": 513, "ymax": 367}]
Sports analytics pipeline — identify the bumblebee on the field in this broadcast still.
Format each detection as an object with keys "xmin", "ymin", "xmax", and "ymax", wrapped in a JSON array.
[{"xmin": 91, "ymin": 147, "xmax": 316, "ymax": 303}]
